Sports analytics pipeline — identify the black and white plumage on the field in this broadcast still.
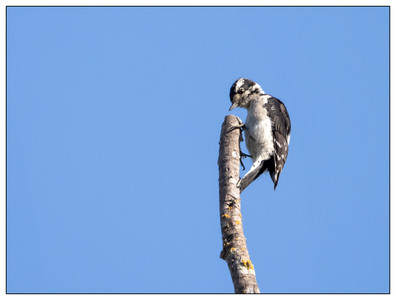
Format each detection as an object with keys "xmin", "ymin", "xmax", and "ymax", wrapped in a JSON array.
[{"xmin": 229, "ymin": 78, "xmax": 291, "ymax": 191}]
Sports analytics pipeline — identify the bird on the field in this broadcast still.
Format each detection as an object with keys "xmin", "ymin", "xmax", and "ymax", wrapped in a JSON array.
[{"xmin": 229, "ymin": 78, "xmax": 291, "ymax": 191}]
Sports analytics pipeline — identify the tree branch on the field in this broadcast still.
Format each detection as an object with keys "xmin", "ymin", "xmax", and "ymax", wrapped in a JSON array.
[{"xmin": 218, "ymin": 115, "xmax": 260, "ymax": 294}]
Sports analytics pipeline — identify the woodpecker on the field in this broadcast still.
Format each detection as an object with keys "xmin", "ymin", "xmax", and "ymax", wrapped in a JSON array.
[{"xmin": 229, "ymin": 78, "xmax": 291, "ymax": 191}]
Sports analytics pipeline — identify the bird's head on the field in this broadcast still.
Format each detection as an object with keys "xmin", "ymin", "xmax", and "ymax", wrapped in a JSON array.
[{"xmin": 229, "ymin": 78, "xmax": 264, "ymax": 110}]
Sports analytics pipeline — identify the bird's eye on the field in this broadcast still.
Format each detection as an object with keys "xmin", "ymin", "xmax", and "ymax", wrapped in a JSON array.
[{"xmin": 237, "ymin": 89, "xmax": 244, "ymax": 94}]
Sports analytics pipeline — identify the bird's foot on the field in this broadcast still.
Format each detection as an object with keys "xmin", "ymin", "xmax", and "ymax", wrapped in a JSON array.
[
  {"xmin": 227, "ymin": 123, "xmax": 245, "ymax": 135},
  {"xmin": 240, "ymin": 158, "xmax": 246, "ymax": 171},
  {"xmin": 239, "ymin": 151, "xmax": 252, "ymax": 170},
  {"xmin": 240, "ymin": 151, "xmax": 252, "ymax": 159},
  {"xmin": 227, "ymin": 117, "xmax": 245, "ymax": 135}
]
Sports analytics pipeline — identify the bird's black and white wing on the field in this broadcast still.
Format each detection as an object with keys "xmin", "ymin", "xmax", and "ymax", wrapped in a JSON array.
[{"xmin": 265, "ymin": 97, "xmax": 291, "ymax": 189}]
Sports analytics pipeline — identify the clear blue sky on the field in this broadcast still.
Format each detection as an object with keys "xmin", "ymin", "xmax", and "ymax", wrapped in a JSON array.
[{"xmin": 7, "ymin": 6, "xmax": 389, "ymax": 293}]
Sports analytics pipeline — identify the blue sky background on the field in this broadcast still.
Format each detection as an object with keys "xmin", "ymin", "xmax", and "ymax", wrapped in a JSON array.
[{"xmin": 6, "ymin": 6, "xmax": 389, "ymax": 293}]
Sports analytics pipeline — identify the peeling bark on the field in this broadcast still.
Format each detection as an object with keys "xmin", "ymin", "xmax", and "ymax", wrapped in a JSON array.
[{"xmin": 218, "ymin": 115, "xmax": 260, "ymax": 294}]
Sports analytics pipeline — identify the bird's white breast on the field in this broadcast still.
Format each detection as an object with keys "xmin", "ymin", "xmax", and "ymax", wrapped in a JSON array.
[{"xmin": 244, "ymin": 97, "xmax": 274, "ymax": 161}]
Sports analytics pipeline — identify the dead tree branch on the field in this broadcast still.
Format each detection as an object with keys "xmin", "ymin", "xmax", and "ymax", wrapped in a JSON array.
[{"xmin": 218, "ymin": 115, "xmax": 260, "ymax": 294}]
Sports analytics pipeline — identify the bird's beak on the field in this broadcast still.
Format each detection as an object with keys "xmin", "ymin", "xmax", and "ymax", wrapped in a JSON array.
[{"xmin": 229, "ymin": 102, "xmax": 238, "ymax": 111}]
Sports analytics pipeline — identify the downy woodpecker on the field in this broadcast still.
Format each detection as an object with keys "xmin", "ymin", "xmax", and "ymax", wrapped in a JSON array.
[{"xmin": 229, "ymin": 78, "xmax": 291, "ymax": 191}]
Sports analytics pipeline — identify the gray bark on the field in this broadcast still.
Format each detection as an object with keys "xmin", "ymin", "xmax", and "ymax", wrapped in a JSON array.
[{"xmin": 218, "ymin": 115, "xmax": 260, "ymax": 294}]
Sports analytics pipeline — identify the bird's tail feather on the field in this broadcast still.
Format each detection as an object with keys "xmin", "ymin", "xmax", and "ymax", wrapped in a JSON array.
[
  {"xmin": 239, "ymin": 160, "xmax": 267, "ymax": 192},
  {"xmin": 270, "ymin": 171, "xmax": 279, "ymax": 190}
]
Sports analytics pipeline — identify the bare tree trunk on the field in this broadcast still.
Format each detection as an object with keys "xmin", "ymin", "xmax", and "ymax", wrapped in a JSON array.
[{"xmin": 218, "ymin": 115, "xmax": 260, "ymax": 294}]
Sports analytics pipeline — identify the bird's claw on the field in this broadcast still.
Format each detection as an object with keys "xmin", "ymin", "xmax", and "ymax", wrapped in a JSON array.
[
  {"xmin": 240, "ymin": 151, "xmax": 252, "ymax": 170},
  {"xmin": 227, "ymin": 122, "xmax": 245, "ymax": 135},
  {"xmin": 240, "ymin": 151, "xmax": 252, "ymax": 159},
  {"xmin": 240, "ymin": 158, "xmax": 246, "ymax": 171}
]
